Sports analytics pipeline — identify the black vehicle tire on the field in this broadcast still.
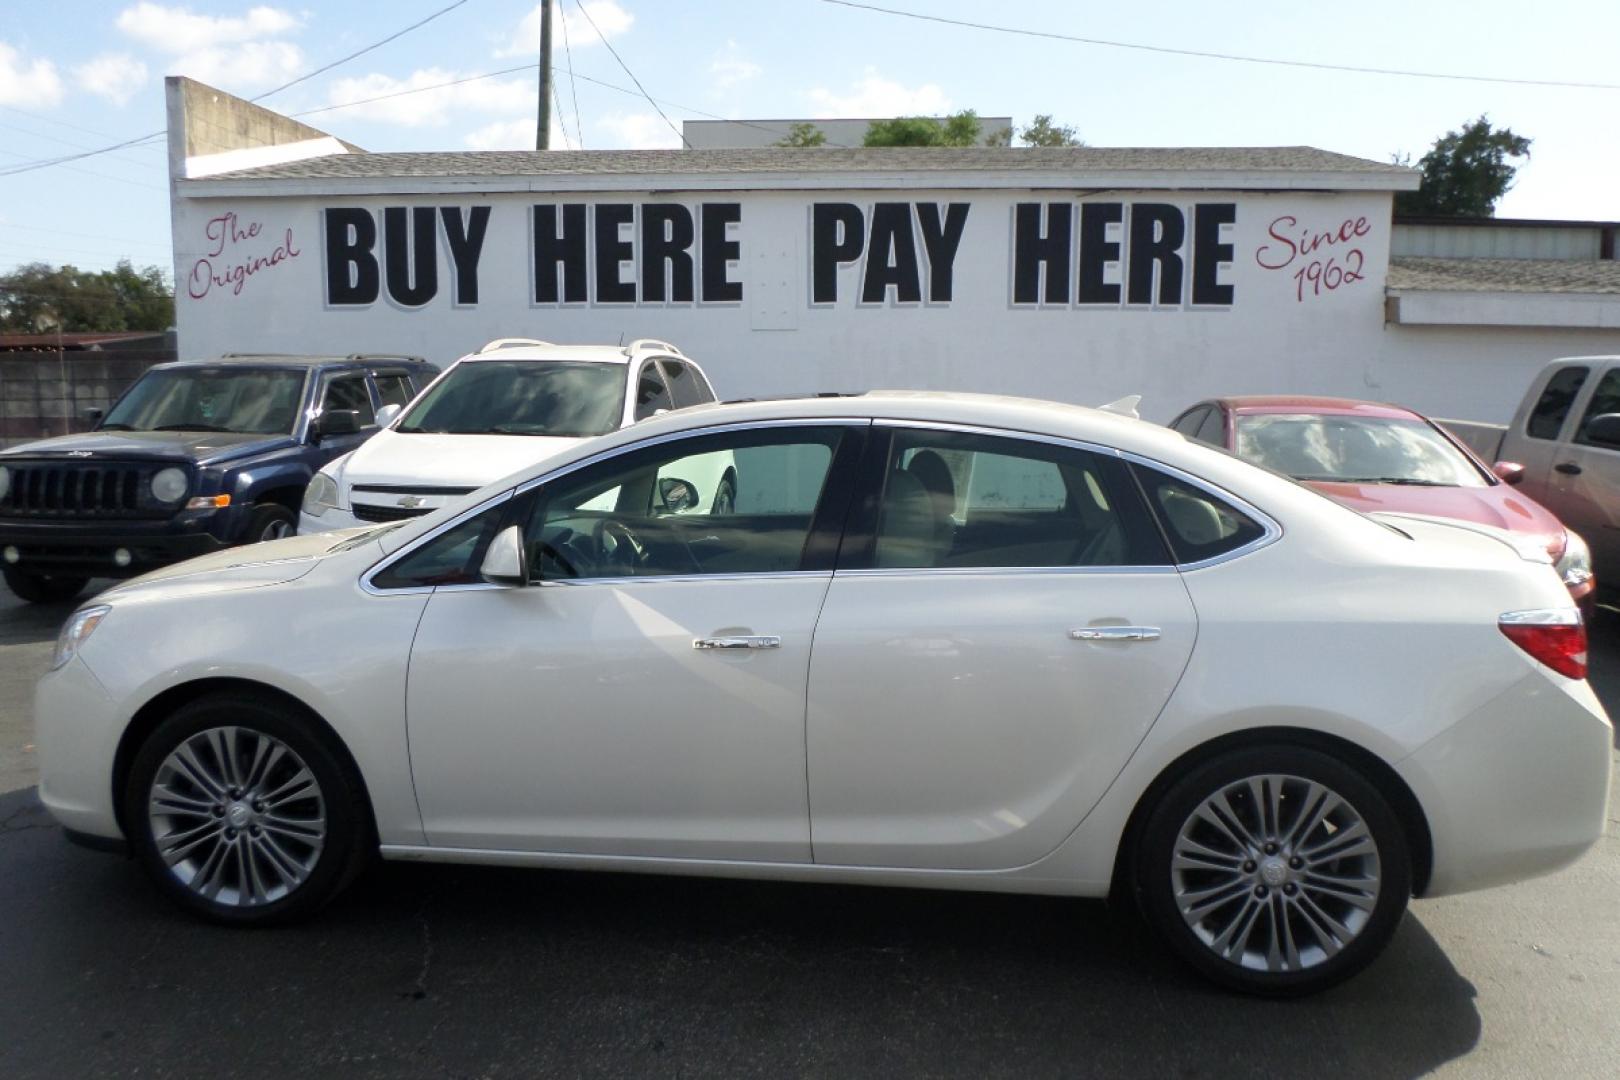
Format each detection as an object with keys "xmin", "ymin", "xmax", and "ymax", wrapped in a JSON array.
[
  {"xmin": 712, "ymin": 471, "xmax": 737, "ymax": 515},
  {"xmin": 123, "ymin": 690, "xmax": 372, "ymax": 926},
  {"xmin": 1134, "ymin": 743, "xmax": 1411, "ymax": 997},
  {"xmin": 246, "ymin": 503, "xmax": 296, "ymax": 543},
  {"xmin": 2, "ymin": 567, "xmax": 88, "ymax": 604}
]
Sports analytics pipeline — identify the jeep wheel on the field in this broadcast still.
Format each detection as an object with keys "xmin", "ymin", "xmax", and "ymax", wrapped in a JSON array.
[
  {"xmin": 247, "ymin": 504, "xmax": 296, "ymax": 543},
  {"xmin": 3, "ymin": 567, "xmax": 88, "ymax": 604}
]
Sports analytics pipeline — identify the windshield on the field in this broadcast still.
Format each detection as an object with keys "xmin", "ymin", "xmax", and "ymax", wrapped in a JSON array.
[
  {"xmin": 396, "ymin": 360, "xmax": 625, "ymax": 437},
  {"xmin": 1234, "ymin": 413, "xmax": 1487, "ymax": 487},
  {"xmin": 101, "ymin": 366, "xmax": 306, "ymax": 435}
]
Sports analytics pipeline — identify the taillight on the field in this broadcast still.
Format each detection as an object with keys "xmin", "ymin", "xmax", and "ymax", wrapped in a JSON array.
[{"xmin": 1499, "ymin": 609, "xmax": 1587, "ymax": 679}]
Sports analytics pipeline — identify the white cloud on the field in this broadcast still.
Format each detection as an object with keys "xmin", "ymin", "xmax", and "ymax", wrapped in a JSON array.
[
  {"xmin": 709, "ymin": 40, "xmax": 760, "ymax": 91},
  {"xmin": 807, "ymin": 69, "xmax": 951, "ymax": 119},
  {"xmin": 465, "ymin": 116, "xmax": 571, "ymax": 151},
  {"xmin": 115, "ymin": 3, "xmax": 301, "ymax": 52},
  {"xmin": 75, "ymin": 52, "xmax": 149, "ymax": 106},
  {"xmin": 114, "ymin": 3, "xmax": 303, "ymax": 92},
  {"xmin": 325, "ymin": 69, "xmax": 532, "ymax": 127},
  {"xmin": 0, "ymin": 42, "xmax": 65, "ymax": 107},
  {"xmin": 497, "ymin": 1, "xmax": 632, "ymax": 58},
  {"xmin": 598, "ymin": 111, "xmax": 681, "ymax": 150}
]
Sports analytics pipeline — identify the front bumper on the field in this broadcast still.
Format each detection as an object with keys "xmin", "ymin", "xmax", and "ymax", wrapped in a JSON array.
[
  {"xmin": 1399, "ymin": 669, "xmax": 1612, "ymax": 897},
  {"xmin": 35, "ymin": 654, "xmax": 125, "ymax": 843},
  {"xmin": 0, "ymin": 515, "xmax": 230, "ymax": 577},
  {"xmin": 298, "ymin": 506, "xmax": 360, "ymax": 535}
]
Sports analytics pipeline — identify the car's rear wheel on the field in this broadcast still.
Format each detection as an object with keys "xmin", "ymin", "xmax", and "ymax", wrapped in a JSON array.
[
  {"xmin": 1135, "ymin": 744, "xmax": 1411, "ymax": 996},
  {"xmin": 2, "ymin": 567, "xmax": 88, "ymax": 604},
  {"xmin": 123, "ymin": 691, "xmax": 370, "ymax": 925}
]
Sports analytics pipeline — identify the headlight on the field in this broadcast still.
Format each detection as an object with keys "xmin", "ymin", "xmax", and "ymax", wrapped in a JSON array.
[
  {"xmin": 1556, "ymin": 530, "xmax": 1593, "ymax": 589},
  {"xmin": 150, "ymin": 467, "xmax": 188, "ymax": 503},
  {"xmin": 52, "ymin": 605, "xmax": 110, "ymax": 671},
  {"xmin": 0, "ymin": 464, "xmax": 9, "ymax": 501},
  {"xmin": 302, "ymin": 472, "xmax": 340, "ymax": 517}
]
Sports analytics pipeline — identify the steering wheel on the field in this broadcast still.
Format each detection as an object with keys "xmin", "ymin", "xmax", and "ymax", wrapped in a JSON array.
[{"xmin": 591, "ymin": 517, "xmax": 647, "ymax": 573}]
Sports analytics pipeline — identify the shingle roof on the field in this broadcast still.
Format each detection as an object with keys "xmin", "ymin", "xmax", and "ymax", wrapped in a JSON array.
[
  {"xmin": 1387, "ymin": 257, "xmax": 1620, "ymax": 295},
  {"xmin": 198, "ymin": 145, "xmax": 1412, "ymax": 182}
]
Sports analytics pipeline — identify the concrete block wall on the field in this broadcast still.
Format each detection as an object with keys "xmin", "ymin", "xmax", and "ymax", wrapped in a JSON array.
[{"xmin": 0, "ymin": 351, "xmax": 171, "ymax": 447}]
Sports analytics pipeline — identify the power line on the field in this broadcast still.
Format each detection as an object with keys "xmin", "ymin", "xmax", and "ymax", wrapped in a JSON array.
[
  {"xmin": 552, "ymin": 81, "xmax": 572, "ymax": 150},
  {"xmin": 0, "ymin": 0, "xmax": 478, "ymax": 178},
  {"xmin": 0, "ymin": 120, "xmax": 168, "ymax": 173},
  {"xmin": 572, "ymin": 0, "xmax": 688, "ymax": 148},
  {"xmin": 819, "ymin": 0, "xmax": 1620, "ymax": 91},
  {"xmin": 559, "ymin": 0, "xmax": 583, "ymax": 149}
]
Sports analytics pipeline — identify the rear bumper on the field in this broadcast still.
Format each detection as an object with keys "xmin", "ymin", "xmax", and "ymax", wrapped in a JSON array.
[
  {"xmin": 0, "ymin": 516, "xmax": 230, "ymax": 577},
  {"xmin": 1399, "ymin": 670, "xmax": 1612, "ymax": 897}
]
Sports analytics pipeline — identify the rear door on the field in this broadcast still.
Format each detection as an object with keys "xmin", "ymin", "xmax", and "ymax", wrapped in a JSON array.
[{"xmin": 804, "ymin": 424, "xmax": 1198, "ymax": 870}]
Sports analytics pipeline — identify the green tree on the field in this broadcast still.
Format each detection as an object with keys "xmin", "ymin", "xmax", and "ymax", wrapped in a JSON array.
[
  {"xmin": 1017, "ymin": 114, "xmax": 1082, "ymax": 147},
  {"xmin": 1394, "ymin": 116, "xmax": 1532, "ymax": 217},
  {"xmin": 774, "ymin": 122, "xmax": 828, "ymax": 148},
  {"xmin": 0, "ymin": 260, "xmax": 173, "ymax": 333},
  {"xmin": 863, "ymin": 109, "xmax": 983, "ymax": 147}
]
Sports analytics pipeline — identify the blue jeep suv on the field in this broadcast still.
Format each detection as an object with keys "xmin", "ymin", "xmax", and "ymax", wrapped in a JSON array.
[{"xmin": 0, "ymin": 353, "xmax": 436, "ymax": 603}]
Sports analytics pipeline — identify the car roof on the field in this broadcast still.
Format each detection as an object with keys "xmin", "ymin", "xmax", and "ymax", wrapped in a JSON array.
[
  {"xmin": 456, "ymin": 344, "xmax": 640, "ymax": 366},
  {"xmin": 1213, "ymin": 395, "xmax": 1423, "ymax": 420},
  {"xmin": 155, "ymin": 354, "xmax": 431, "ymax": 370}
]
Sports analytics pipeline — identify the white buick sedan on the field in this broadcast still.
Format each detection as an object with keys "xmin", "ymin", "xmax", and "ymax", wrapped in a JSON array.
[{"xmin": 36, "ymin": 393, "xmax": 1612, "ymax": 996}]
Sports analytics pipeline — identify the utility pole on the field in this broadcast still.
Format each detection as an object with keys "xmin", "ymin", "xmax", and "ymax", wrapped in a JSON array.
[{"xmin": 537, "ymin": 0, "xmax": 553, "ymax": 150}]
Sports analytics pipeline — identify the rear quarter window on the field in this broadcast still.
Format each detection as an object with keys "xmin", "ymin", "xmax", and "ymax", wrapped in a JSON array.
[{"xmin": 1131, "ymin": 464, "xmax": 1269, "ymax": 565}]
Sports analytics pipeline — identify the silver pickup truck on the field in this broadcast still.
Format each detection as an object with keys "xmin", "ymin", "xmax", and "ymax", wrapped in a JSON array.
[{"xmin": 1443, "ymin": 355, "xmax": 1620, "ymax": 588}]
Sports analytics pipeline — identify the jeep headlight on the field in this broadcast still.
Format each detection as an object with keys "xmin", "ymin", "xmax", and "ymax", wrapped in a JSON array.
[
  {"xmin": 52, "ymin": 605, "xmax": 110, "ymax": 671},
  {"xmin": 150, "ymin": 467, "xmax": 188, "ymax": 503},
  {"xmin": 302, "ymin": 471, "xmax": 340, "ymax": 517},
  {"xmin": 1556, "ymin": 530, "xmax": 1593, "ymax": 589}
]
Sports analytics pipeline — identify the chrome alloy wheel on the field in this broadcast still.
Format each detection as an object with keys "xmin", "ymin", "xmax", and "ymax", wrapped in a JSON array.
[
  {"xmin": 259, "ymin": 519, "xmax": 293, "ymax": 541},
  {"xmin": 146, "ymin": 726, "xmax": 327, "ymax": 907},
  {"xmin": 1170, "ymin": 773, "xmax": 1381, "ymax": 973}
]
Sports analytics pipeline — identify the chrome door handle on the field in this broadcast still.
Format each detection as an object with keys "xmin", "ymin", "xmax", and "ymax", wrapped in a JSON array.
[
  {"xmin": 1070, "ymin": 626, "xmax": 1161, "ymax": 642},
  {"xmin": 693, "ymin": 635, "xmax": 782, "ymax": 650}
]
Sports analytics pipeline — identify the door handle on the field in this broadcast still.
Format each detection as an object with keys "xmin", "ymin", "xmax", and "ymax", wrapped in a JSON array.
[
  {"xmin": 1070, "ymin": 626, "xmax": 1161, "ymax": 642},
  {"xmin": 693, "ymin": 635, "xmax": 781, "ymax": 650},
  {"xmin": 1554, "ymin": 462, "xmax": 1583, "ymax": 476}
]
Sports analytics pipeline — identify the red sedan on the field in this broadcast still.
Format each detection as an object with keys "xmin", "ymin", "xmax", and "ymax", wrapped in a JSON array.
[{"xmin": 1168, "ymin": 395, "xmax": 1596, "ymax": 608}]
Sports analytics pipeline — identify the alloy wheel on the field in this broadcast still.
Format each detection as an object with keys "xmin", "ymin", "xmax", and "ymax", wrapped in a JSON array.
[
  {"xmin": 146, "ymin": 726, "xmax": 327, "ymax": 907},
  {"xmin": 1170, "ymin": 773, "xmax": 1381, "ymax": 973}
]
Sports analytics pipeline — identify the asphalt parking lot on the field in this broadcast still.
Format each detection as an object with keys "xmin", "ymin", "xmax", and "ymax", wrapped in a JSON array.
[{"xmin": 1, "ymin": 586, "xmax": 1616, "ymax": 1079}]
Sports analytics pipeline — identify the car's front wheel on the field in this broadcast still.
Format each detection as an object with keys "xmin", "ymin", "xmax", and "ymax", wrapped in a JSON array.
[
  {"xmin": 123, "ymin": 691, "xmax": 371, "ymax": 924},
  {"xmin": 3, "ymin": 567, "xmax": 88, "ymax": 604},
  {"xmin": 1134, "ymin": 744, "xmax": 1412, "ymax": 996}
]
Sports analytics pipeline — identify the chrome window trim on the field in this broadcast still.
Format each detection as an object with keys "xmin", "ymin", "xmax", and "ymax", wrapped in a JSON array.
[
  {"xmin": 536, "ymin": 570, "xmax": 830, "ymax": 588},
  {"xmin": 362, "ymin": 418, "xmax": 867, "ymax": 594},
  {"xmin": 836, "ymin": 565, "xmax": 1178, "ymax": 579},
  {"xmin": 870, "ymin": 418, "xmax": 1282, "ymax": 572}
]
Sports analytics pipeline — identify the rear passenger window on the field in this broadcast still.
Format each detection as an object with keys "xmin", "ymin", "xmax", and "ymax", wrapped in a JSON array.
[
  {"xmin": 1574, "ymin": 369, "xmax": 1620, "ymax": 446},
  {"xmin": 869, "ymin": 429, "xmax": 1169, "ymax": 569},
  {"xmin": 1528, "ymin": 366, "xmax": 1588, "ymax": 440},
  {"xmin": 1132, "ymin": 466, "xmax": 1268, "ymax": 565}
]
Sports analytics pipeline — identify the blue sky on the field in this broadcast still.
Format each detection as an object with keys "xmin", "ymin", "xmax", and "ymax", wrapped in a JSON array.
[{"xmin": 1, "ymin": 0, "xmax": 1617, "ymax": 277}]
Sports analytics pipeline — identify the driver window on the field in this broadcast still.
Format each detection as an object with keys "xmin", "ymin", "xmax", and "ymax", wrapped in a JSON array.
[
  {"xmin": 633, "ymin": 363, "xmax": 672, "ymax": 421},
  {"xmin": 323, "ymin": 375, "xmax": 376, "ymax": 425},
  {"xmin": 524, "ymin": 426, "xmax": 845, "ymax": 581}
]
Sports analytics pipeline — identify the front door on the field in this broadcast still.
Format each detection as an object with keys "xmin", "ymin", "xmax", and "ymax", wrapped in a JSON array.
[
  {"xmin": 807, "ymin": 425, "xmax": 1198, "ymax": 870},
  {"xmin": 400, "ymin": 422, "xmax": 865, "ymax": 860},
  {"xmin": 1544, "ymin": 364, "xmax": 1620, "ymax": 580}
]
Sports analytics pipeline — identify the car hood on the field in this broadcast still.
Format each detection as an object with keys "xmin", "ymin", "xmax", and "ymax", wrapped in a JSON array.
[
  {"xmin": 0, "ymin": 429, "xmax": 294, "ymax": 467},
  {"xmin": 1305, "ymin": 480, "xmax": 1568, "ymax": 558},
  {"xmin": 98, "ymin": 529, "xmax": 366, "ymax": 604},
  {"xmin": 340, "ymin": 429, "xmax": 587, "ymax": 489}
]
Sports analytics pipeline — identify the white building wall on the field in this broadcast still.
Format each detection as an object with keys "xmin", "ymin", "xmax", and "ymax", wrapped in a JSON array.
[{"xmin": 171, "ymin": 186, "xmax": 1620, "ymax": 426}]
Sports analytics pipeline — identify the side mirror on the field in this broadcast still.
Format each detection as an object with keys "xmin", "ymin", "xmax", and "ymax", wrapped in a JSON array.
[
  {"xmin": 82, "ymin": 406, "xmax": 105, "ymax": 425},
  {"xmin": 1584, "ymin": 413, "xmax": 1620, "ymax": 449},
  {"xmin": 479, "ymin": 525, "xmax": 528, "ymax": 586},
  {"xmin": 374, "ymin": 402, "xmax": 403, "ymax": 429},
  {"xmin": 1492, "ymin": 461, "xmax": 1526, "ymax": 486},
  {"xmin": 658, "ymin": 476, "xmax": 698, "ymax": 513},
  {"xmin": 314, "ymin": 409, "xmax": 362, "ymax": 439}
]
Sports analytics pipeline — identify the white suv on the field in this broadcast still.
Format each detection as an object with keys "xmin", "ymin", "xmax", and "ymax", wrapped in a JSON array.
[{"xmin": 299, "ymin": 338, "xmax": 726, "ymax": 532}]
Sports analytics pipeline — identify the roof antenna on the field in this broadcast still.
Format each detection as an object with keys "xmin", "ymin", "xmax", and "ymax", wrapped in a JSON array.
[{"xmin": 1098, "ymin": 394, "xmax": 1141, "ymax": 419}]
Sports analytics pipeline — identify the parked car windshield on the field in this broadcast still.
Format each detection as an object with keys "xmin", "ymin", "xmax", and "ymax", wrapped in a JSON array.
[
  {"xmin": 100, "ymin": 366, "xmax": 306, "ymax": 435},
  {"xmin": 396, "ymin": 361, "xmax": 625, "ymax": 437},
  {"xmin": 1234, "ymin": 413, "xmax": 1488, "ymax": 487}
]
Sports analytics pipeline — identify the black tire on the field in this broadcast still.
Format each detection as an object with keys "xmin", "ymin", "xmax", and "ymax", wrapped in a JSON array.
[
  {"xmin": 123, "ymin": 690, "xmax": 372, "ymax": 926},
  {"xmin": 711, "ymin": 472, "xmax": 737, "ymax": 515},
  {"xmin": 245, "ymin": 503, "xmax": 296, "ymax": 543},
  {"xmin": 1134, "ymin": 744, "xmax": 1411, "ymax": 997},
  {"xmin": 3, "ymin": 567, "xmax": 88, "ymax": 604}
]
